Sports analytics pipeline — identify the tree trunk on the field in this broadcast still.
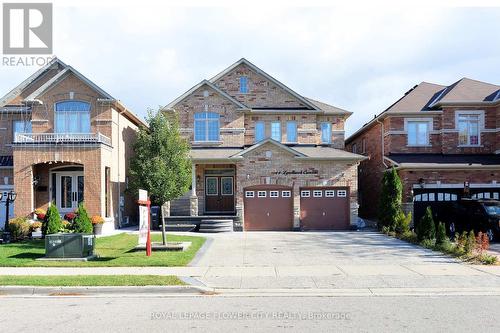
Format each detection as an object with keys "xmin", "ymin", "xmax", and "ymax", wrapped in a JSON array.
[{"xmin": 161, "ymin": 201, "xmax": 170, "ymax": 245}]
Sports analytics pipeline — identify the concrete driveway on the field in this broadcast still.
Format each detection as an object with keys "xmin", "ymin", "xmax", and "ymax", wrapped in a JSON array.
[{"xmin": 185, "ymin": 231, "xmax": 500, "ymax": 289}]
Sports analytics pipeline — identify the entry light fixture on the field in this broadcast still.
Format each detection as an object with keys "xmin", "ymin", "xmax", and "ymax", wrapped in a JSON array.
[
  {"xmin": 418, "ymin": 178, "xmax": 425, "ymax": 189},
  {"xmin": 8, "ymin": 191, "xmax": 17, "ymax": 202}
]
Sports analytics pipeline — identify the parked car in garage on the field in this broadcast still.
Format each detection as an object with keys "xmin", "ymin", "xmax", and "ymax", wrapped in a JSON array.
[{"xmin": 448, "ymin": 199, "xmax": 500, "ymax": 241}]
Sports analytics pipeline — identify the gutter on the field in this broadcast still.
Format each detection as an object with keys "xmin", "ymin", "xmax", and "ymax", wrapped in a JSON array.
[{"xmin": 394, "ymin": 164, "xmax": 500, "ymax": 171}]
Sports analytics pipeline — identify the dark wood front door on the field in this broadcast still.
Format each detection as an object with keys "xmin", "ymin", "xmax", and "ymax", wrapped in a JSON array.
[{"xmin": 205, "ymin": 176, "xmax": 235, "ymax": 213}]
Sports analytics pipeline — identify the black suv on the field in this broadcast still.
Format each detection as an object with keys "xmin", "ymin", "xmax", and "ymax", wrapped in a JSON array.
[{"xmin": 447, "ymin": 199, "xmax": 500, "ymax": 241}]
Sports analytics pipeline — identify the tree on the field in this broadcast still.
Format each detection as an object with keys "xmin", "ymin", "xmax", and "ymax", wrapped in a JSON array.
[
  {"xmin": 464, "ymin": 230, "xmax": 476, "ymax": 255},
  {"xmin": 73, "ymin": 203, "xmax": 93, "ymax": 233},
  {"xmin": 44, "ymin": 204, "xmax": 62, "ymax": 236},
  {"xmin": 378, "ymin": 167, "xmax": 403, "ymax": 229},
  {"xmin": 128, "ymin": 110, "xmax": 191, "ymax": 244},
  {"xmin": 395, "ymin": 211, "xmax": 411, "ymax": 235},
  {"xmin": 436, "ymin": 221, "xmax": 447, "ymax": 245},
  {"xmin": 417, "ymin": 206, "xmax": 436, "ymax": 242}
]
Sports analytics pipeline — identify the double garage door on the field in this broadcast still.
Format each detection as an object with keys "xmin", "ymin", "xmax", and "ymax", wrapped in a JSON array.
[{"xmin": 243, "ymin": 185, "xmax": 349, "ymax": 231}]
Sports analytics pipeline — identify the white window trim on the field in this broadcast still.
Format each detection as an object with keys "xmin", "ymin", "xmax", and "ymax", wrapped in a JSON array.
[
  {"xmin": 313, "ymin": 190, "xmax": 323, "ymax": 197},
  {"xmin": 257, "ymin": 191, "xmax": 267, "ymax": 198},
  {"xmin": 337, "ymin": 190, "xmax": 347, "ymax": 197},
  {"xmin": 281, "ymin": 190, "xmax": 291, "ymax": 198},
  {"xmin": 325, "ymin": 190, "xmax": 335, "ymax": 197},
  {"xmin": 301, "ymin": 190, "xmax": 310, "ymax": 197},
  {"xmin": 220, "ymin": 177, "xmax": 233, "ymax": 196},
  {"xmin": 205, "ymin": 177, "xmax": 218, "ymax": 196},
  {"xmin": 270, "ymin": 191, "xmax": 279, "ymax": 198},
  {"xmin": 455, "ymin": 110, "xmax": 484, "ymax": 147},
  {"xmin": 245, "ymin": 191, "xmax": 254, "ymax": 198},
  {"xmin": 271, "ymin": 122, "xmax": 281, "ymax": 142},
  {"xmin": 404, "ymin": 118, "xmax": 433, "ymax": 147}
]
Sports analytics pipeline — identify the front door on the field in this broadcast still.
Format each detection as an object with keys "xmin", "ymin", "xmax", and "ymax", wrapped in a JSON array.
[
  {"xmin": 205, "ymin": 176, "xmax": 234, "ymax": 213},
  {"xmin": 55, "ymin": 172, "xmax": 84, "ymax": 214}
]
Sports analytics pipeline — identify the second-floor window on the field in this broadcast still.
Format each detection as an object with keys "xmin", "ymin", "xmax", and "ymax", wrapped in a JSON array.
[
  {"xmin": 194, "ymin": 112, "xmax": 219, "ymax": 141},
  {"xmin": 458, "ymin": 114, "xmax": 480, "ymax": 146},
  {"xmin": 239, "ymin": 76, "xmax": 248, "ymax": 93},
  {"xmin": 286, "ymin": 121, "xmax": 297, "ymax": 143},
  {"xmin": 13, "ymin": 120, "xmax": 32, "ymax": 139},
  {"xmin": 321, "ymin": 122, "xmax": 331, "ymax": 144},
  {"xmin": 255, "ymin": 121, "xmax": 265, "ymax": 143},
  {"xmin": 271, "ymin": 122, "xmax": 281, "ymax": 142},
  {"xmin": 55, "ymin": 101, "xmax": 91, "ymax": 133},
  {"xmin": 407, "ymin": 121, "xmax": 429, "ymax": 146}
]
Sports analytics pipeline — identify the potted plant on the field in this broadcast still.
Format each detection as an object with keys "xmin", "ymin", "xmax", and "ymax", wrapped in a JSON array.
[
  {"xmin": 33, "ymin": 208, "xmax": 46, "ymax": 221},
  {"xmin": 91, "ymin": 215, "xmax": 104, "ymax": 235},
  {"xmin": 29, "ymin": 221, "xmax": 43, "ymax": 238}
]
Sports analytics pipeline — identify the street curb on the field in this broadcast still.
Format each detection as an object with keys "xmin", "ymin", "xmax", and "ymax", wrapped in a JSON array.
[{"xmin": 0, "ymin": 285, "xmax": 215, "ymax": 297}]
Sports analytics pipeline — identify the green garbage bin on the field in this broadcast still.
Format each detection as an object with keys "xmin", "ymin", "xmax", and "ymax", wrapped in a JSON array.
[{"xmin": 45, "ymin": 233, "xmax": 95, "ymax": 258}]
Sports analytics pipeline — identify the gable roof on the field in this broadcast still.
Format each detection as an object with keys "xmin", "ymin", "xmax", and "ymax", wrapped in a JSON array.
[
  {"xmin": 304, "ymin": 97, "xmax": 352, "ymax": 116},
  {"xmin": 0, "ymin": 57, "xmax": 66, "ymax": 107},
  {"xmin": 429, "ymin": 78, "xmax": 500, "ymax": 106},
  {"xmin": 162, "ymin": 79, "xmax": 248, "ymax": 111},
  {"xmin": 209, "ymin": 58, "xmax": 320, "ymax": 111},
  {"xmin": 232, "ymin": 138, "xmax": 307, "ymax": 157},
  {"xmin": 387, "ymin": 82, "xmax": 447, "ymax": 113}
]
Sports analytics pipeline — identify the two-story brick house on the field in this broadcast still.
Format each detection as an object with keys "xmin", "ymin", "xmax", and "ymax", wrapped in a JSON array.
[
  {"xmin": 346, "ymin": 78, "xmax": 500, "ymax": 222},
  {"xmin": 163, "ymin": 58, "xmax": 364, "ymax": 231},
  {"xmin": 0, "ymin": 58, "xmax": 145, "ymax": 232}
]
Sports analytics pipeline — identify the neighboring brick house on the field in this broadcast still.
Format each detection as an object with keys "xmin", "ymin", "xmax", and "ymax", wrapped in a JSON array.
[
  {"xmin": 345, "ymin": 78, "xmax": 500, "ymax": 222},
  {"xmin": 0, "ymin": 58, "xmax": 145, "ymax": 232},
  {"xmin": 163, "ymin": 58, "xmax": 364, "ymax": 231}
]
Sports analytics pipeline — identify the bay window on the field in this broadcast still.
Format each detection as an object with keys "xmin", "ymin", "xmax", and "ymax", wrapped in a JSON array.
[
  {"xmin": 194, "ymin": 112, "xmax": 220, "ymax": 141},
  {"xmin": 55, "ymin": 101, "xmax": 91, "ymax": 133}
]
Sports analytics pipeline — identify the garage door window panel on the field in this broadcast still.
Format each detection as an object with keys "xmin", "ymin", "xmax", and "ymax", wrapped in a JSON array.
[
  {"xmin": 282, "ymin": 191, "xmax": 291, "ymax": 198},
  {"xmin": 258, "ymin": 191, "xmax": 267, "ymax": 198},
  {"xmin": 270, "ymin": 191, "xmax": 279, "ymax": 198},
  {"xmin": 325, "ymin": 190, "xmax": 335, "ymax": 197},
  {"xmin": 337, "ymin": 190, "xmax": 347, "ymax": 197},
  {"xmin": 313, "ymin": 190, "xmax": 322, "ymax": 197},
  {"xmin": 245, "ymin": 191, "xmax": 254, "ymax": 198},
  {"xmin": 301, "ymin": 190, "xmax": 310, "ymax": 197}
]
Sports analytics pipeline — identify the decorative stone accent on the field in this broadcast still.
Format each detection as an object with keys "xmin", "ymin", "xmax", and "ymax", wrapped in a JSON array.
[{"xmin": 189, "ymin": 196, "xmax": 198, "ymax": 217}]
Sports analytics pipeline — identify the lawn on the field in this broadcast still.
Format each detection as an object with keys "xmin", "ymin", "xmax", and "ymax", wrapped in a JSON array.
[
  {"xmin": 0, "ymin": 275, "xmax": 184, "ymax": 286},
  {"xmin": 0, "ymin": 233, "xmax": 205, "ymax": 267}
]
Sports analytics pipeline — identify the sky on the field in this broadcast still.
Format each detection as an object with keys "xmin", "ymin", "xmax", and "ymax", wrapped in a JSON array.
[{"xmin": 1, "ymin": 1, "xmax": 499, "ymax": 137}]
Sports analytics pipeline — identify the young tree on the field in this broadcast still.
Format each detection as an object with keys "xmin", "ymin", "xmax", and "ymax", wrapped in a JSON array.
[
  {"xmin": 44, "ymin": 204, "xmax": 62, "ymax": 236},
  {"xmin": 436, "ymin": 221, "xmax": 447, "ymax": 246},
  {"xmin": 378, "ymin": 167, "xmax": 403, "ymax": 229},
  {"xmin": 128, "ymin": 110, "xmax": 191, "ymax": 244},
  {"xmin": 417, "ymin": 206, "xmax": 436, "ymax": 242},
  {"xmin": 73, "ymin": 203, "xmax": 93, "ymax": 234}
]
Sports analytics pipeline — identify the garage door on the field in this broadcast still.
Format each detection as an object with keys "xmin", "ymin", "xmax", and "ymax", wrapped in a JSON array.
[
  {"xmin": 243, "ymin": 185, "xmax": 293, "ymax": 231},
  {"xmin": 300, "ymin": 186, "xmax": 349, "ymax": 230}
]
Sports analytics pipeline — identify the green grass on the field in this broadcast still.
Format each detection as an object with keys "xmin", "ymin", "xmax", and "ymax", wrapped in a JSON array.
[
  {"xmin": 0, "ymin": 233, "xmax": 205, "ymax": 267},
  {"xmin": 0, "ymin": 275, "xmax": 184, "ymax": 286}
]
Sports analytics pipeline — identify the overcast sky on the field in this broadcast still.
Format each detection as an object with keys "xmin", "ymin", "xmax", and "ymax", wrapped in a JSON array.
[{"xmin": 1, "ymin": 1, "xmax": 499, "ymax": 136}]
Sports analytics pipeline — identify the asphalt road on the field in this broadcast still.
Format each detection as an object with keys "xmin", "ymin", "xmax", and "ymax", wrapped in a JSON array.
[{"xmin": 1, "ymin": 295, "xmax": 499, "ymax": 332}]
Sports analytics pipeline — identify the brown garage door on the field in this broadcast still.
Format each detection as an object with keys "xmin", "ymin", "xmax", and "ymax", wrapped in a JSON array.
[
  {"xmin": 300, "ymin": 186, "xmax": 350, "ymax": 230},
  {"xmin": 243, "ymin": 185, "xmax": 293, "ymax": 231}
]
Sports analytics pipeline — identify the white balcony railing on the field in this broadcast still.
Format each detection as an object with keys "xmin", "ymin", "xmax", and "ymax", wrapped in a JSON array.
[{"xmin": 14, "ymin": 132, "xmax": 112, "ymax": 146}]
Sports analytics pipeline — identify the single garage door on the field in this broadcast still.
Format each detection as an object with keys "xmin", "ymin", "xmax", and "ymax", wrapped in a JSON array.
[
  {"xmin": 300, "ymin": 186, "xmax": 349, "ymax": 230},
  {"xmin": 243, "ymin": 184, "xmax": 293, "ymax": 231}
]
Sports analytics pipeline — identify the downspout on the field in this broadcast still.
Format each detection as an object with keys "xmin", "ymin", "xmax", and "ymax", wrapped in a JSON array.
[{"xmin": 376, "ymin": 117, "xmax": 388, "ymax": 168}]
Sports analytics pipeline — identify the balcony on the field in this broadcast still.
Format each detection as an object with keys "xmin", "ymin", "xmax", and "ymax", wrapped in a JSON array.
[{"xmin": 14, "ymin": 132, "xmax": 112, "ymax": 146}]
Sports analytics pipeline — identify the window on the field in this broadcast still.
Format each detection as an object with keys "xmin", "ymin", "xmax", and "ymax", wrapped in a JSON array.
[
  {"xmin": 206, "ymin": 177, "xmax": 218, "ymax": 196},
  {"xmin": 255, "ymin": 121, "xmax": 265, "ymax": 143},
  {"xmin": 12, "ymin": 120, "xmax": 32, "ymax": 139},
  {"xmin": 313, "ymin": 190, "xmax": 323, "ymax": 197},
  {"xmin": 301, "ymin": 190, "xmax": 310, "ymax": 197},
  {"xmin": 282, "ymin": 190, "xmax": 291, "ymax": 197},
  {"xmin": 458, "ymin": 114, "xmax": 480, "ymax": 146},
  {"xmin": 239, "ymin": 76, "xmax": 248, "ymax": 93},
  {"xmin": 337, "ymin": 190, "xmax": 347, "ymax": 197},
  {"xmin": 352, "ymin": 144, "xmax": 357, "ymax": 153},
  {"xmin": 55, "ymin": 101, "xmax": 91, "ymax": 133},
  {"xmin": 407, "ymin": 121, "xmax": 429, "ymax": 146},
  {"xmin": 194, "ymin": 112, "xmax": 220, "ymax": 141},
  {"xmin": 321, "ymin": 123, "xmax": 331, "ymax": 144},
  {"xmin": 361, "ymin": 138, "xmax": 366, "ymax": 153},
  {"xmin": 258, "ymin": 191, "xmax": 267, "ymax": 198},
  {"xmin": 325, "ymin": 190, "xmax": 335, "ymax": 197},
  {"xmin": 271, "ymin": 122, "xmax": 281, "ymax": 141},
  {"xmin": 245, "ymin": 191, "xmax": 254, "ymax": 198},
  {"xmin": 286, "ymin": 121, "xmax": 297, "ymax": 143},
  {"xmin": 221, "ymin": 177, "xmax": 233, "ymax": 196},
  {"xmin": 270, "ymin": 191, "xmax": 279, "ymax": 198}
]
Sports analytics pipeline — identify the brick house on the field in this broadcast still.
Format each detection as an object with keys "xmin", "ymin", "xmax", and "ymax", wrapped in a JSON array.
[
  {"xmin": 345, "ymin": 78, "xmax": 500, "ymax": 222},
  {"xmin": 0, "ymin": 58, "xmax": 145, "ymax": 232},
  {"xmin": 163, "ymin": 58, "xmax": 364, "ymax": 231}
]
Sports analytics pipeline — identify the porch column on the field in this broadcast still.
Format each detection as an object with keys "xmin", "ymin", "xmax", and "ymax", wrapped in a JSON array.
[{"xmin": 189, "ymin": 163, "xmax": 198, "ymax": 216}]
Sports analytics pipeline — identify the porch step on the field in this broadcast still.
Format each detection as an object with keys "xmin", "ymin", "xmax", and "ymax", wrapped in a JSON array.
[
  {"xmin": 159, "ymin": 224, "xmax": 197, "ymax": 232},
  {"xmin": 199, "ymin": 219, "xmax": 233, "ymax": 233}
]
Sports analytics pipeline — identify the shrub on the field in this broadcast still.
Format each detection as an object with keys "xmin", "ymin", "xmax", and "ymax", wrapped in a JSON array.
[
  {"xmin": 73, "ymin": 203, "xmax": 92, "ymax": 233},
  {"xmin": 436, "ymin": 222, "xmax": 447, "ymax": 245},
  {"xmin": 436, "ymin": 239, "xmax": 454, "ymax": 253},
  {"xmin": 400, "ymin": 230, "xmax": 418, "ymax": 244},
  {"xmin": 44, "ymin": 204, "xmax": 62, "ymax": 235},
  {"xmin": 477, "ymin": 253, "xmax": 498, "ymax": 265},
  {"xmin": 91, "ymin": 215, "xmax": 104, "ymax": 225},
  {"xmin": 8, "ymin": 217, "xmax": 30, "ymax": 241},
  {"xmin": 29, "ymin": 221, "xmax": 42, "ymax": 232},
  {"xmin": 417, "ymin": 206, "xmax": 435, "ymax": 242},
  {"xmin": 378, "ymin": 168, "xmax": 403, "ymax": 229},
  {"xmin": 420, "ymin": 238, "xmax": 435, "ymax": 249},
  {"xmin": 381, "ymin": 226, "xmax": 391, "ymax": 235},
  {"xmin": 464, "ymin": 230, "xmax": 476, "ymax": 255},
  {"xmin": 395, "ymin": 211, "xmax": 411, "ymax": 235}
]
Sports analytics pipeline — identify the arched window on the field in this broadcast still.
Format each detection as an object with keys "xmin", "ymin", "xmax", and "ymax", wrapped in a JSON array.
[
  {"xmin": 194, "ymin": 112, "xmax": 219, "ymax": 141},
  {"xmin": 55, "ymin": 101, "xmax": 91, "ymax": 133}
]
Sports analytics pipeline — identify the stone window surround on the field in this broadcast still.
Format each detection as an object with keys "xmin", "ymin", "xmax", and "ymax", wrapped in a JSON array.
[
  {"xmin": 403, "ymin": 117, "xmax": 433, "ymax": 147},
  {"xmin": 454, "ymin": 110, "xmax": 485, "ymax": 147}
]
